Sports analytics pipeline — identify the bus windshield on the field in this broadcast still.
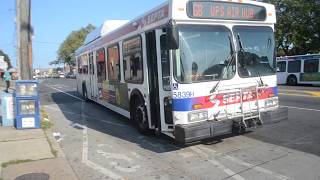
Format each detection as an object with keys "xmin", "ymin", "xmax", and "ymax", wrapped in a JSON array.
[
  {"xmin": 174, "ymin": 25, "xmax": 235, "ymax": 83},
  {"xmin": 234, "ymin": 26, "xmax": 276, "ymax": 77}
]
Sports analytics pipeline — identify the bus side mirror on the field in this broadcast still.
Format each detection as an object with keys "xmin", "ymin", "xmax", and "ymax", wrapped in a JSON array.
[{"xmin": 166, "ymin": 25, "xmax": 179, "ymax": 50}]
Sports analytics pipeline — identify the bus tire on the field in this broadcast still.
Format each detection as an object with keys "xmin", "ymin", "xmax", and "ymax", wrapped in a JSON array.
[
  {"xmin": 287, "ymin": 75, "xmax": 297, "ymax": 86},
  {"xmin": 132, "ymin": 100, "xmax": 152, "ymax": 135},
  {"xmin": 82, "ymin": 84, "xmax": 89, "ymax": 101}
]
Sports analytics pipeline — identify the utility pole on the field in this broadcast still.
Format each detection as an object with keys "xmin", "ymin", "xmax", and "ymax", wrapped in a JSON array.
[{"xmin": 16, "ymin": 0, "xmax": 32, "ymax": 80}]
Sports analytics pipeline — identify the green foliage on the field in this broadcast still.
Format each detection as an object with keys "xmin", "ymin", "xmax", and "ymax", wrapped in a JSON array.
[
  {"xmin": 49, "ymin": 59, "xmax": 60, "ymax": 66},
  {"xmin": 0, "ymin": 49, "xmax": 12, "ymax": 68},
  {"xmin": 41, "ymin": 109, "xmax": 53, "ymax": 131},
  {"xmin": 54, "ymin": 24, "xmax": 95, "ymax": 66},
  {"xmin": 267, "ymin": 0, "xmax": 320, "ymax": 56}
]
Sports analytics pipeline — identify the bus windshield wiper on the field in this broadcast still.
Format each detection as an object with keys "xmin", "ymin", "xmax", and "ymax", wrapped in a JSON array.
[
  {"xmin": 237, "ymin": 33, "xmax": 244, "ymax": 52},
  {"xmin": 210, "ymin": 35, "xmax": 235, "ymax": 94},
  {"xmin": 237, "ymin": 33, "xmax": 266, "ymax": 87}
]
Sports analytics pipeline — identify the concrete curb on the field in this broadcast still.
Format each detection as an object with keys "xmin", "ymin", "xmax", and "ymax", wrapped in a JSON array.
[{"xmin": 41, "ymin": 108, "xmax": 79, "ymax": 179}]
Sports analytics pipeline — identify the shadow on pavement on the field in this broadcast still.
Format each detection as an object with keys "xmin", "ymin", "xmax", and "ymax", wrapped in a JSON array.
[
  {"xmin": 48, "ymin": 90, "xmax": 320, "ymax": 156},
  {"xmin": 49, "ymin": 91, "xmax": 184, "ymax": 153}
]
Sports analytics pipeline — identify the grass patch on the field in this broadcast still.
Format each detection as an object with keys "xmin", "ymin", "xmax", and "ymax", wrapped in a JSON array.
[
  {"xmin": 1, "ymin": 159, "xmax": 33, "ymax": 168},
  {"xmin": 40, "ymin": 108, "xmax": 58, "ymax": 158},
  {"xmin": 41, "ymin": 109, "xmax": 53, "ymax": 130},
  {"xmin": 45, "ymin": 133, "xmax": 58, "ymax": 158}
]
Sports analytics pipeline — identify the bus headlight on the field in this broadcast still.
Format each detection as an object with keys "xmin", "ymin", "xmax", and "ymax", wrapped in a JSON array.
[{"xmin": 188, "ymin": 110, "xmax": 208, "ymax": 123}]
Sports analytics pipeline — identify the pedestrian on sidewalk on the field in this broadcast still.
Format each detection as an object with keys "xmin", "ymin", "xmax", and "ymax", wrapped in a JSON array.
[{"xmin": 3, "ymin": 67, "xmax": 12, "ymax": 93}]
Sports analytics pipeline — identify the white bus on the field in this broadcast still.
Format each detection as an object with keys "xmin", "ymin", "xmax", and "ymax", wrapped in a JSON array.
[
  {"xmin": 76, "ymin": 0, "xmax": 288, "ymax": 143},
  {"xmin": 277, "ymin": 54, "xmax": 320, "ymax": 85}
]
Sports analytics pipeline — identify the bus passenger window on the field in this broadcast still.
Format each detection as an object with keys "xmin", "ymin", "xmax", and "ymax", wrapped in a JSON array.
[
  {"xmin": 89, "ymin": 52, "xmax": 94, "ymax": 75},
  {"xmin": 96, "ymin": 48, "xmax": 106, "ymax": 83},
  {"xmin": 81, "ymin": 54, "xmax": 88, "ymax": 74},
  {"xmin": 123, "ymin": 36, "xmax": 143, "ymax": 83},
  {"xmin": 288, "ymin": 60, "xmax": 301, "ymax": 73},
  {"xmin": 107, "ymin": 44, "xmax": 121, "ymax": 81},
  {"xmin": 304, "ymin": 59, "xmax": 319, "ymax": 73},
  {"xmin": 160, "ymin": 35, "xmax": 170, "ymax": 91},
  {"xmin": 77, "ymin": 57, "xmax": 82, "ymax": 74},
  {"xmin": 277, "ymin": 61, "xmax": 286, "ymax": 72}
]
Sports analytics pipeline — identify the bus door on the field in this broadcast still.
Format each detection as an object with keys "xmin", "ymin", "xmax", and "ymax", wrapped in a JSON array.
[
  {"xmin": 88, "ymin": 52, "xmax": 96, "ymax": 99},
  {"xmin": 155, "ymin": 29, "xmax": 173, "ymax": 132},
  {"xmin": 276, "ymin": 61, "xmax": 287, "ymax": 84}
]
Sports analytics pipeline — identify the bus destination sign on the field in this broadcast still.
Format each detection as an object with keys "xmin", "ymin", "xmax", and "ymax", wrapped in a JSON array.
[{"xmin": 187, "ymin": 1, "xmax": 267, "ymax": 21}]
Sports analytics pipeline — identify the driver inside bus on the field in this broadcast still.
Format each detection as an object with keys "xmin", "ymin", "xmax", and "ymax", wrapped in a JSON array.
[
  {"xmin": 192, "ymin": 62, "xmax": 201, "ymax": 81},
  {"xmin": 239, "ymin": 52, "xmax": 260, "ymax": 76}
]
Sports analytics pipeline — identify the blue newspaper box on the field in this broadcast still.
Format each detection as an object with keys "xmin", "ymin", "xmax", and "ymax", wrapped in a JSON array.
[
  {"xmin": 1, "ymin": 91, "xmax": 15, "ymax": 127},
  {"xmin": 15, "ymin": 80, "xmax": 40, "ymax": 129}
]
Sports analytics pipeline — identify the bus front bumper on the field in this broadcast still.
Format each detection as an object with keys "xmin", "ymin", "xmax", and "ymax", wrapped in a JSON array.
[{"xmin": 174, "ymin": 107, "xmax": 288, "ymax": 144}]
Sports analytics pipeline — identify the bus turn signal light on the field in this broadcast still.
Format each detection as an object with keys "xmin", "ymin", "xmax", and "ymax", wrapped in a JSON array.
[{"xmin": 192, "ymin": 104, "xmax": 203, "ymax": 110}]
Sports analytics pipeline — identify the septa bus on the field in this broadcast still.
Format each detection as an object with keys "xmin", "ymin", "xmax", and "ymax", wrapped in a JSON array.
[
  {"xmin": 75, "ymin": 0, "xmax": 288, "ymax": 143},
  {"xmin": 277, "ymin": 54, "xmax": 320, "ymax": 86}
]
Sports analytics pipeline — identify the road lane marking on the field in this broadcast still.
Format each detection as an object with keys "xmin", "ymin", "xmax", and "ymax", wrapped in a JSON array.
[
  {"xmin": 281, "ymin": 105, "xmax": 320, "ymax": 112},
  {"xmin": 278, "ymin": 93, "xmax": 314, "ymax": 98},
  {"xmin": 279, "ymin": 89, "xmax": 307, "ymax": 93},
  {"xmin": 190, "ymin": 146, "xmax": 246, "ymax": 180},
  {"xmin": 309, "ymin": 91, "xmax": 320, "ymax": 97},
  {"xmin": 97, "ymin": 150, "xmax": 141, "ymax": 173},
  {"xmin": 46, "ymin": 85, "xmax": 84, "ymax": 102},
  {"xmin": 199, "ymin": 146, "xmax": 291, "ymax": 180},
  {"xmin": 279, "ymin": 89, "xmax": 320, "ymax": 97},
  {"xmin": 80, "ymin": 102, "xmax": 122, "ymax": 179}
]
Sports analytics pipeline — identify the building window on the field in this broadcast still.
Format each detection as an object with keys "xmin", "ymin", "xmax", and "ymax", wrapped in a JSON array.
[
  {"xmin": 304, "ymin": 59, "xmax": 319, "ymax": 73},
  {"xmin": 277, "ymin": 61, "xmax": 286, "ymax": 72},
  {"xmin": 123, "ymin": 36, "xmax": 143, "ymax": 83},
  {"xmin": 107, "ymin": 44, "xmax": 121, "ymax": 81},
  {"xmin": 288, "ymin": 60, "xmax": 301, "ymax": 73},
  {"xmin": 96, "ymin": 48, "xmax": 106, "ymax": 83}
]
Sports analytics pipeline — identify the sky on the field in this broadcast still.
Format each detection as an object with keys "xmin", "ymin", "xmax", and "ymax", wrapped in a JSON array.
[{"xmin": 0, "ymin": 0, "xmax": 166, "ymax": 68}]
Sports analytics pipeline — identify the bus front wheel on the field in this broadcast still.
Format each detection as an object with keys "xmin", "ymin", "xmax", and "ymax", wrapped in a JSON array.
[
  {"xmin": 132, "ymin": 101, "xmax": 152, "ymax": 135},
  {"xmin": 287, "ymin": 75, "xmax": 297, "ymax": 86}
]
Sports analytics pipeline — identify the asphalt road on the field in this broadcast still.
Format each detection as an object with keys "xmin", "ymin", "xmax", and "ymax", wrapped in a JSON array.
[{"xmin": 40, "ymin": 78, "xmax": 320, "ymax": 180}]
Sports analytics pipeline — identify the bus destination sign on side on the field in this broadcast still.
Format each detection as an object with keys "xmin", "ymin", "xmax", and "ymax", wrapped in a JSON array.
[{"xmin": 187, "ymin": 1, "xmax": 267, "ymax": 21}]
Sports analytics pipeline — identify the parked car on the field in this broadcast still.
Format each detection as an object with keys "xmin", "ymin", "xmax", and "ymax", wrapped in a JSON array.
[
  {"xmin": 59, "ymin": 73, "xmax": 65, "ymax": 78},
  {"xmin": 51, "ymin": 73, "xmax": 60, "ymax": 78},
  {"xmin": 65, "ymin": 72, "xmax": 76, "ymax": 79}
]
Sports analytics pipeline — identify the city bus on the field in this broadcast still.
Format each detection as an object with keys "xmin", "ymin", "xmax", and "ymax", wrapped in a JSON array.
[
  {"xmin": 277, "ymin": 54, "xmax": 320, "ymax": 85},
  {"xmin": 75, "ymin": 0, "xmax": 288, "ymax": 143}
]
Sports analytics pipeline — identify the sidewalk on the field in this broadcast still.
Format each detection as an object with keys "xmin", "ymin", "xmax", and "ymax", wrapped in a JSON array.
[{"xmin": 0, "ymin": 83, "xmax": 78, "ymax": 180}]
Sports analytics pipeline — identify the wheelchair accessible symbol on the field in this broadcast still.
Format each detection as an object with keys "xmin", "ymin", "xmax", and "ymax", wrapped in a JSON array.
[{"xmin": 172, "ymin": 83, "xmax": 179, "ymax": 90}]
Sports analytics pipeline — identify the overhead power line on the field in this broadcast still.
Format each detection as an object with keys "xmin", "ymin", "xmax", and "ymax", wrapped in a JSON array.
[{"xmin": 33, "ymin": 41, "xmax": 61, "ymax": 45}]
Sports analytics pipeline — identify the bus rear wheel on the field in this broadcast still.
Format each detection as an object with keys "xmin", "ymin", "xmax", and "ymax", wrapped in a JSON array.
[
  {"xmin": 132, "ymin": 101, "xmax": 152, "ymax": 135},
  {"xmin": 287, "ymin": 75, "xmax": 297, "ymax": 86}
]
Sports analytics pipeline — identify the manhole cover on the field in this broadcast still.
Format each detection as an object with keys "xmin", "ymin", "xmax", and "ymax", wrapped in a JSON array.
[{"xmin": 15, "ymin": 173, "xmax": 50, "ymax": 180}]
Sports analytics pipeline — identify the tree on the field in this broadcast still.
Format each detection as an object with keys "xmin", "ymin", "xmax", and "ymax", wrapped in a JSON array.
[
  {"xmin": 0, "ymin": 49, "xmax": 12, "ymax": 68},
  {"xmin": 53, "ymin": 24, "xmax": 95, "ymax": 67},
  {"xmin": 49, "ymin": 59, "xmax": 60, "ymax": 66},
  {"xmin": 267, "ymin": 0, "xmax": 320, "ymax": 56}
]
